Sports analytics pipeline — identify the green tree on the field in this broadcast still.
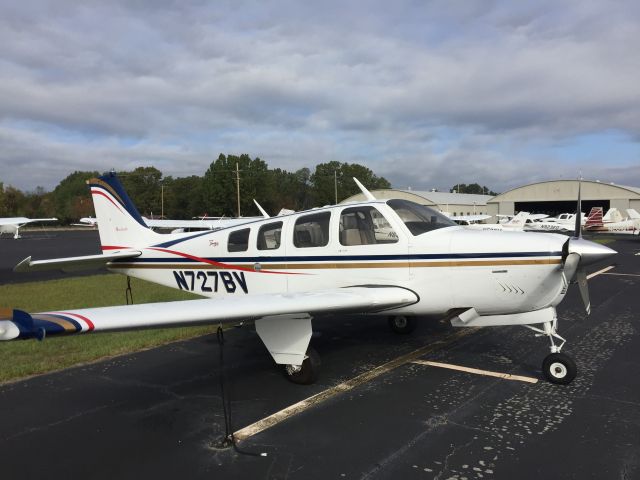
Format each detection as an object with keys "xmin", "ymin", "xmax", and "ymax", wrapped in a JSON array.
[
  {"xmin": 52, "ymin": 171, "xmax": 100, "ymax": 223},
  {"xmin": 201, "ymin": 154, "xmax": 272, "ymax": 217},
  {"xmin": 450, "ymin": 183, "xmax": 498, "ymax": 196},
  {"xmin": 311, "ymin": 161, "xmax": 391, "ymax": 205},
  {"xmin": 119, "ymin": 167, "xmax": 164, "ymax": 218}
]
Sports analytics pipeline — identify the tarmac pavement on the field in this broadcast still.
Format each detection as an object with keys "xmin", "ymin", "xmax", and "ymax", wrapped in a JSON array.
[{"xmin": 0, "ymin": 234, "xmax": 638, "ymax": 479}]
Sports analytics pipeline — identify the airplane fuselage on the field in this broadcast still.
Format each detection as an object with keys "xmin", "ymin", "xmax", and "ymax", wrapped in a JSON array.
[{"xmin": 106, "ymin": 201, "xmax": 570, "ymax": 318}]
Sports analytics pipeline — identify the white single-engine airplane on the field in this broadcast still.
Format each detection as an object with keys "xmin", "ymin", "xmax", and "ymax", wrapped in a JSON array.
[
  {"xmin": 0, "ymin": 173, "xmax": 616, "ymax": 385},
  {"xmin": 0, "ymin": 217, "xmax": 58, "ymax": 239}
]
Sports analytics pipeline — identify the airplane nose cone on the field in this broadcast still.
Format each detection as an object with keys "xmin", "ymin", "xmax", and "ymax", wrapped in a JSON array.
[{"xmin": 567, "ymin": 238, "xmax": 617, "ymax": 266}]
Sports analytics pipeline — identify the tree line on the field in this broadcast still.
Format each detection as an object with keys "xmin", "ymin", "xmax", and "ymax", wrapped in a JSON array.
[{"xmin": 0, "ymin": 154, "xmax": 391, "ymax": 223}]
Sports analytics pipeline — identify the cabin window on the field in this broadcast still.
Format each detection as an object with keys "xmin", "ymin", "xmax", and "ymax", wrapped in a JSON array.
[
  {"xmin": 257, "ymin": 221, "xmax": 283, "ymax": 250},
  {"xmin": 227, "ymin": 228, "xmax": 250, "ymax": 252},
  {"xmin": 387, "ymin": 199, "xmax": 456, "ymax": 236},
  {"xmin": 293, "ymin": 212, "xmax": 330, "ymax": 248},
  {"xmin": 339, "ymin": 206, "xmax": 398, "ymax": 246}
]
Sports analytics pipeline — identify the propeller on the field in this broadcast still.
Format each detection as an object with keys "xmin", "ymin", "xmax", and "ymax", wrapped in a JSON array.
[{"xmin": 561, "ymin": 177, "xmax": 615, "ymax": 314}]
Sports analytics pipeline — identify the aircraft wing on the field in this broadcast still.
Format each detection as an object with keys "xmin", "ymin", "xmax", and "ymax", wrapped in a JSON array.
[
  {"xmin": 0, "ymin": 286, "xmax": 418, "ymax": 341},
  {"xmin": 13, "ymin": 250, "xmax": 142, "ymax": 273}
]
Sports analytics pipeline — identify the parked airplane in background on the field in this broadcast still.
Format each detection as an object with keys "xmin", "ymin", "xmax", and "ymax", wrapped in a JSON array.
[
  {"xmin": 72, "ymin": 217, "xmax": 98, "ymax": 227},
  {"xmin": 442, "ymin": 213, "xmax": 492, "ymax": 226},
  {"xmin": 74, "ymin": 215, "xmax": 261, "ymax": 233},
  {"xmin": 468, "ymin": 212, "xmax": 533, "ymax": 231},
  {"xmin": 143, "ymin": 216, "xmax": 263, "ymax": 233},
  {"xmin": 0, "ymin": 217, "xmax": 58, "ymax": 239},
  {"xmin": 1, "ymin": 174, "xmax": 616, "ymax": 386},
  {"xmin": 585, "ymin": 207, "xmax": 640, "ymax": 235}
]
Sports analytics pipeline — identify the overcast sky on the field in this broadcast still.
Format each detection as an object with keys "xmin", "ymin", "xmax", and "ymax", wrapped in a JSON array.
[{"xmin": 1, "ymin": 0, "xmax": 639, "ymax": 193}]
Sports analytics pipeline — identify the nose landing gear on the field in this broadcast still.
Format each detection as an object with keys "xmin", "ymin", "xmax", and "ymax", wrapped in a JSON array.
[{"xmin": 525, "ymin": 317, "xmax": 577, "ymax": 385}]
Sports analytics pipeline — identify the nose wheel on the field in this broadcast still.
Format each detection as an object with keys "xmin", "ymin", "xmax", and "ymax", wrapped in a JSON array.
[{"xmin": 542, "ymin": 352, "xmax": 577, "ymax": 385}]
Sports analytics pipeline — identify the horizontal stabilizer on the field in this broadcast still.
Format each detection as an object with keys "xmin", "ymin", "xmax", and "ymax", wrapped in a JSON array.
[
  {"xmin": 13, "ymin": 250, "xmax": 142, "ymax": 273},
  {"xmin": 0, "ymin": 286, "xmax": 418, "ymax": 341}
]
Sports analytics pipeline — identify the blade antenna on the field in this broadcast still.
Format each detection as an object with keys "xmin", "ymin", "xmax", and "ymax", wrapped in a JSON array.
[
  {"xmin": 353, "ymin": 178, "xmax": 377, "ymax": 201},
  {"xmin": 253, "ymin": 199, "xmax": 270, "ymax": 218}
]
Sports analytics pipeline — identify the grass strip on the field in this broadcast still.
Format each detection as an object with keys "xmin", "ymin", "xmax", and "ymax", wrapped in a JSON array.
[{"xmin": 0, "ymin": 274, "xmax": 215, "ymax": 384}]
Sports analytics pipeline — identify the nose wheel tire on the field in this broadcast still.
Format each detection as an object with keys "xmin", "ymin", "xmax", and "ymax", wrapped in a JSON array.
[
  {"xmin": 542, "ymin": 352, "xmax": 577, "ymax": 385},
  {"xmin": 285, "ymin": 347, "xmax": 320, "ymax": 385},
  {"xmin": 388, "ymin": 315, "xmax": 416, "ymax": 334}
]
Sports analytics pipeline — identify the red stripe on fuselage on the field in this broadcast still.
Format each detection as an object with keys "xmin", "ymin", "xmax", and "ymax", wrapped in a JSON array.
[{"xmin": 147, "ymin": 247, "xmax": 304, "ymax": 275}]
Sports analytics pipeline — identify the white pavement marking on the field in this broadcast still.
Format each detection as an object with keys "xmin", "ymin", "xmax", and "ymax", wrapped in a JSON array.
[
  {"xmin": 411, "ymin": 359, "xmax": 538, "ymax": 384},
  {"xmin": 587, "ymin": 265, "xmax": 615, "ymax": 279},
  {"xmin": 233, "ymin": 328, "xmax": 477, "ymax": 442}
]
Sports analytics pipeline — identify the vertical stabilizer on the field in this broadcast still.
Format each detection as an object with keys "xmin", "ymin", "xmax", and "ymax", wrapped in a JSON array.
[
  {"xmin": 506, "ymin": 211, "xmax": 529, "ymax": 228},
  {"xmin": 87, "ymin": 172, "xmax": 161, "ymax": 250},
  {"xmin": 585, "ymin": 207, "xmax": 603, "ymax": 228}
]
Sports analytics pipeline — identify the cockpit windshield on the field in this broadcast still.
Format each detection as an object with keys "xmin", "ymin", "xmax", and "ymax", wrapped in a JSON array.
[{"xmin": 386, "ymin": 199, "xmax": 457, "ymax": 235}]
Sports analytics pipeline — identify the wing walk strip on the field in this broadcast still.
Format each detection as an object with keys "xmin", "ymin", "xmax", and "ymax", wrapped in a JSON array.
[{"xmin": 234, "ymin": 327, "xmax": 535, "ymax": 442}]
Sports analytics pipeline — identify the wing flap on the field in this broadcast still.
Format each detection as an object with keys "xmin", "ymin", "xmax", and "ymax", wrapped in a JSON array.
[
  {"xmin": 0, "ymin": 286, "xmax": 418, "ymax": 340},
  {"xmin": 13, "ymin": 250, "xmax": 142, "ymax": 273}
]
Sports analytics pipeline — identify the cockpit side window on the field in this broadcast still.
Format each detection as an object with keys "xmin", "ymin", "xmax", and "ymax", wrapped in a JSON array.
[
  {"xmin": 386, "ymin": 199, "xmax": 456, "ymax": 236},
  {"xmin": 339, "ymin": 206, "xmax": 398, "ymax": 246}
]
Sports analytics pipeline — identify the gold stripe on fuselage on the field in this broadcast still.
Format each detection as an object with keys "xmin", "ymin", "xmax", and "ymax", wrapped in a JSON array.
[{"xmin": 108, "ymin": 258, "xmax": 562, "ymax": 271}]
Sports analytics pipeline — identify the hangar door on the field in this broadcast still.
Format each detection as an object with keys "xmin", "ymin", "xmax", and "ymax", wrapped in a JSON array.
[{"xmin": 514, "ymin": 200, "xmax": 610, "ymax": 217}]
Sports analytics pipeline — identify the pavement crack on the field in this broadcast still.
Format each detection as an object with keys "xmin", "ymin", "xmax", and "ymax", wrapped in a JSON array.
[{"xmin": 3, "ymin": 404, "xmax": 115, "ymax": 441}]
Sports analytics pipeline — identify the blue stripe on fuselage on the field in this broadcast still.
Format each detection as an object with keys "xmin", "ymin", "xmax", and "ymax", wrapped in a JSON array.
[{"xmin": 114, "ymin": 251, "xmax": 563, "ymax": 264}]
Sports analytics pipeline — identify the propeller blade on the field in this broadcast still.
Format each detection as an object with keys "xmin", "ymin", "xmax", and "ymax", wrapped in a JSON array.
[
  {"xmin": 574, "ymin": 178, "xmax": 582, "ymax": 238},
  {"xmin": 576, "ymin": 268, "xmax": 591, "ymax": 315},
  {"xmin": 563, "ymin": 252, "xmax": 580, "ymax": 281}
]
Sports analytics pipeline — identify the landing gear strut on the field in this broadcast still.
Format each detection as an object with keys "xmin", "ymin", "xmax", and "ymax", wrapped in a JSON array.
[
  {"xmin": 285, "ymin": 347, "xmax": 320, "ymax": 385},
  {"xmin": 388, "ymin": 315, "xmax": 416, "ymax": 334},
  {"xmin": 525, "ymin": 317, "xmax": 577, "ymax": 385}
]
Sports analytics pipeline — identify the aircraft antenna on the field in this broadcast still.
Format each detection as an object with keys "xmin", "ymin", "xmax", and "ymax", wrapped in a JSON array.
[
  {"xmin": 253, "ymin": 199, "xmax": 270, "ymax": 218},
  {"xmin": 353, "ymin": 178, "xmax": 377, "ymax": 201}
]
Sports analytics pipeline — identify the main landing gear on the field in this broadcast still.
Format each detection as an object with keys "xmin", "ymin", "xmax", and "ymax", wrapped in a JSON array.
[
  {"xmin": 284, "ymin": 347, "xmax": 320, "ymax": 385},
  {"xmin": 525, "ymin": 317, "xmax": 577, "ymax": 385}
]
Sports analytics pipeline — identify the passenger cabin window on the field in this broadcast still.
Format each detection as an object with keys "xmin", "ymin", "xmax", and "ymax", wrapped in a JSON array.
[
  {"xmin": 387, "ymin": 199, "xmax": 456, "ymax": 236},
  {"xmin": 228, "ymin": 228, "xmax": 250, "ymax": 252},
  {"xmin": 257, "ymin": 221, "xmax": 283, "ymax": 250},
  {"xmin": 294, "ymin": 212, "xmax": 330, "ymax": 248},
  {"xmin": 339, "ymin": 206, "xmax": 398, "ymax": 246}
]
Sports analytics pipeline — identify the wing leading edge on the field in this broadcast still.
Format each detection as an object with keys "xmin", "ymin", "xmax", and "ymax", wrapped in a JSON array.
[{"xmin": 0, "ymin": 286, "xmax": 418, "ymax": 341}]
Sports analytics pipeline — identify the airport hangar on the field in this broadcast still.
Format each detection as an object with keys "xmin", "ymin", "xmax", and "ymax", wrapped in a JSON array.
[{"xmin": 342, "ymin": 179, "xmax": 640, "ymax": 222}]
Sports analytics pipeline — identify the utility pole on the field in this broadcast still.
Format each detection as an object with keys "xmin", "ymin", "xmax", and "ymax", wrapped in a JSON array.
[
  {"xmin": 161, "ymin": 184, "xmax": 164, "ymax": 219},
  {"xmin": 235, "ymin": 162, "xmax": 241, "ymax": 217},
  {"xmin": 334, "ymin": 170, "xmax": 338, "ymax": 204}
]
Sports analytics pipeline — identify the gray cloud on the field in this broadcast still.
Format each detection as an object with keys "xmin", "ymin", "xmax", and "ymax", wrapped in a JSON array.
[{"xmin": 0, "ymin": 0, "xmax": 639, "ymax": 191}]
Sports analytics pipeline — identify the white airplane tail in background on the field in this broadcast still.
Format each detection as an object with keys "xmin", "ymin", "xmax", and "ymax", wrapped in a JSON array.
[
  {"xmin": 626, "ymin": 208, "xmax": 640, "ymax": 220},
  {"xmin": 505, "ymin": 211, "xmax": 529, "ymax": 228},
  {"xmin": 87, "ymin": 173, "xmax": 161, "ymax": 250}
]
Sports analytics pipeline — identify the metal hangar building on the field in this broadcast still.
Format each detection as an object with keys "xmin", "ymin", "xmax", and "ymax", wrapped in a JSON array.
[{"xmin": 487, "ymin": 179, "xmax": 640, "ymax": 218}]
